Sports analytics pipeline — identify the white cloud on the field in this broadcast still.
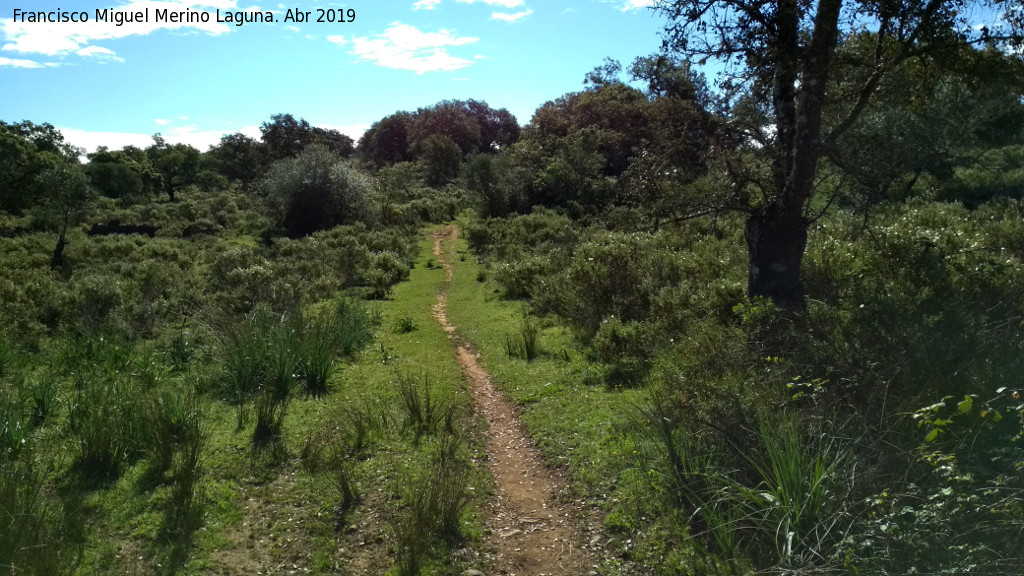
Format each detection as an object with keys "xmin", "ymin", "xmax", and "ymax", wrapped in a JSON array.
[
  {"xmin": 413, "ymin": 0, "xmax": 441, "ymax": 10},
  {"xmin": 154, "ymin": 118, "xmax": 170, "ymax": 125},
  {"xmin": 0, "ymin": 56, "xmax": 57, "ymax": 68},
  {"xmin": 75, "ymin": 45, "xmax": 125, "ymax": 62},
  {"xmin": 620, "ymin": 0, "xmax": 655, "ymax": 10},
  {"xmin": 349, "ymin": 22, "xmax": 479, "ymax": 74},
  {"xmin": 491, "ymin": 9, "xmax": 532, "ymax": 22},
  {"xmin": 326, "ymin": 35, "xmax": 348, "ymax": 46},
  {"xmin": 456, "ymin": 0, "xmax": 523, "ymax": 7},
  {"xmin": 57, "ymin": 129, "xmax": 155, "ymax": 153},
  {"xmin": 320, "ymin": 123, "xmax": 370, "ymax": 142},
  {"xmin": 1, "ymin": 1, "xmax": 237, "ymax": 60},
  {"xmin": 285, "ymin": 25, "xmax": 300, "ymax": 32},
  {"xmin": 58, "ymin": 123, "xmax": 261, "ymax": 153}
]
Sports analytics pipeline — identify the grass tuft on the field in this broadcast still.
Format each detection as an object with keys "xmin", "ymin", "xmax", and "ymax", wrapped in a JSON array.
[
  {"xmin": 503, "ymin": 316, "xmax": 540, "ymax": 361},
  {"xmin": 392, "ymin": 314, "xmax": 417, "ymax": 334},
  {"xmin": 395, "ymin": 372, "xmax": 456, "ymax": 445}
]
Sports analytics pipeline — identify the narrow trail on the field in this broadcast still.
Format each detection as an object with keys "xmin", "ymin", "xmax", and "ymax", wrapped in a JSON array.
[{"xmin": 430, "ymin": 224, "xmax": 597, "ymax": 576}]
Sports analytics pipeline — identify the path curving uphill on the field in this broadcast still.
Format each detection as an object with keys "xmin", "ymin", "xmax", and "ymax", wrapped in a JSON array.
[{"xmin": 430, "ymin": 224, "xmax": 596, "ymax": 576}]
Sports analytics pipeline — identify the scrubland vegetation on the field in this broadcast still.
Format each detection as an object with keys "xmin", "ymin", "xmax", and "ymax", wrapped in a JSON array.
[{"xmin": 3, "ymin": 1, "xmax": 1024, "ymax": 573}]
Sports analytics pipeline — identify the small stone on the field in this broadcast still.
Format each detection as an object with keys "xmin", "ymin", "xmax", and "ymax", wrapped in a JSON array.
[{"xmin": 462, "ymin": 570, "xmax": 485, "ymax": 576}]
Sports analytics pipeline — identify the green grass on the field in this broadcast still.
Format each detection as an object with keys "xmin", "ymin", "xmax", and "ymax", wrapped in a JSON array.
[
  {"xmin": 444, "ymin": 216, "xmax": 662, "ymax": 571},
  {"xmin": 0, "ymin": 221, "xmax": 489, "ymax": 576}
]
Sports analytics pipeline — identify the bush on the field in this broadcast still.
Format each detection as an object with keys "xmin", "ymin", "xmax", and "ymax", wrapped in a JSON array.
[
  {"xmin": 255, "ymin": 145, "xmax": 372, "ymax": 237},
  {"xmin": 365, "ymin": 251, "xmax": 410, "ymax": 300}
]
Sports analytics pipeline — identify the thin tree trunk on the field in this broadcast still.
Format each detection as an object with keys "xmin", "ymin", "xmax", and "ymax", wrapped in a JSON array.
[{"xmin": 50, "ymin": 227, "xmax": 67, "ymax": 271}]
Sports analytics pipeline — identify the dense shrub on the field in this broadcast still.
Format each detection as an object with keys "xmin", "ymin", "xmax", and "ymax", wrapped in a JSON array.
[{"xmin": 255, "ymin": 145, "xmax": 372, "ymax": 237}]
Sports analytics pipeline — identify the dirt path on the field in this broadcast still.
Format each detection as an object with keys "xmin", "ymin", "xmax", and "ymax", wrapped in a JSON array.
[{"xmin": 430, "ymin": 224, "xmax": 597, "ymax": 576}]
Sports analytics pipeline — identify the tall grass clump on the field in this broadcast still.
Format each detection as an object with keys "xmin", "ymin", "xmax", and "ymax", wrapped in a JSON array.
[
  {"xmin": 220, "ymin": 300, "xmax": 376, "ymax": 443},
  {"xmin": 639, "ymin": 392, "xmax": 855, "ymax": 573},
  {"xmin": 296, "ymin": 316, "xmax": 335, "ymax": 397},
  {"xmin": 68, "ymin": 373, "xmax": 145, "ymax": 476},
  {"xmin": 503, "ymin": 315, "xmax": 540, "ymax": 361},
  {"xmin": 27, "ymin": 377, "xmax": 59, "ymax": 426},
  {"xmin": 144, "ymin": 389, "xmax": 204, "ymax": 477},
  {"xmin": 0, "ymin": 340, "xmax": 11, "ymax": 378},
  {"xmin": 392, "ymin": 315, "xmax": 416, "ymax": 334},
  {"xmin": 395, "ymin": 372, "xmax": 456, "ymax": 445},
  {"xmin": 734, "ymin": 420, "xmax": 850, "ymax": 568},
  {"xmin": 220, "ymin": 308, "xmax": 275, "ymax": 430},
  {"xmin": 164, "ymin": 416, "xmax": 206, "ymax": 540},
  {"xmin": 329, "ymin": 297, "xmax": 377, "ymax": 358},
  {"xmin": 0, "ymin": 455, "xmax": 81, "ymax": 575},
  {"xmin": 165, "ymin": 331, "xmax": 194, "ymax": 372},
  {"xmin": 391, "ymin": 441, "xmax": 472, "ymax": 575},
  {"xmin": 296, "ymin": 297, "xmax": 376, "ymax": 396},
  {"xmin": 1, "ymin": 402, "xmax": 28, "ymax": 462},
  {"xmin": 65, "ymin": 338, "xmax": 150, "ymax": 478}
]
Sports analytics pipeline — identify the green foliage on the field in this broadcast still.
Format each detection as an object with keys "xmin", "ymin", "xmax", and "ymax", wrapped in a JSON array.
[
  {"xmin": 828, "ymin": 42, "xmax": 1024, "ymax": 208},
  {"xmin": 37, "ymin": 164, "xmax": 96, "ymax": 227},
  {"xmin": 26, "ymin": 377, "xmax": 58, "ymax": 429},
  {"xmin": 328, "ymin": 296, "xmax": 379, "ymax": 358},
  {"xmin": 207, "ymin": 131, "xmax": 268, "ymax": 185},
  {"xmin": 85, "ymin": 147, "xmax": 161, "ymax": 202},
  {"xmin": 296, "ymin": 314, "xmax": 335, "ymax": 397},
  {"xmin": 0, "ymin": 120, "xmax": 80, "ymax": 214},
  {"xmin": 255, "ymin": 144, "xmax": 372, "ymax": 237},
  {"xmin": 365, "ymin": 251, "xmax": 410, "ymax": 300},
  {"xmin": 165, "ymin": 332, "xmax": 194, "ymax": 372},
  {"xmin": 220, "ymin": 308, "xmax": 274, "ymax": 429},
  {"xmin": 1, "ymin": 402, "xmax": 28, "ymax": 462},
  {"xmin": 419, "ymin": 134, "xmax": 463, "ymax": 187},
  {"xmin": 358, "ymin": 112, "xmax": 413, "ymax": 168},
  {"xmin": 146, "ymin": 136, "xmax": 201, "ymax": 202}
]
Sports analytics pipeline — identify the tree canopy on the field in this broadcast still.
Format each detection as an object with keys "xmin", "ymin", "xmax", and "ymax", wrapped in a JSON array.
[{"xmin": 654, "ymin": 0, "xmax": 1024, "ymax": 308}]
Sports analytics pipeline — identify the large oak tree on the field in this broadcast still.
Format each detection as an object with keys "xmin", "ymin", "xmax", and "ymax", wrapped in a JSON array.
[{"xmin": 655, "ymin": 0, "xmax": 1024, "ymax": 308}]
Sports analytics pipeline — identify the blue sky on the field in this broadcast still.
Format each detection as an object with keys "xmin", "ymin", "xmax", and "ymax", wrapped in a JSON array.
[{"xmin": 0, "ymin": 0, "xmax": 669, "ymax": 152}]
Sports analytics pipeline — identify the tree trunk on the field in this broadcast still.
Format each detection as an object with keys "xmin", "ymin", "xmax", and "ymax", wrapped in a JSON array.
[
  {"xmin": 747, "ymin": 0, "xmax": 842, "ymax": 310},
  {"xmin": 50, "ymin": 228, "xmax": 67, "ymax": 271},
  {"xmin": 745, "ymin": 202, "xmax": 807, "ymax": 309}
]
